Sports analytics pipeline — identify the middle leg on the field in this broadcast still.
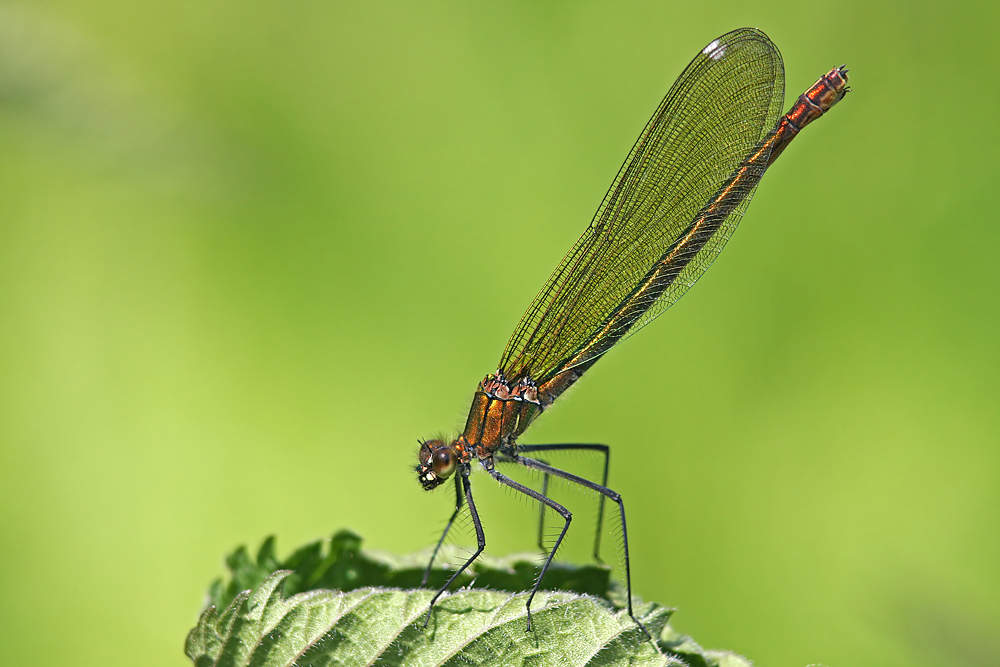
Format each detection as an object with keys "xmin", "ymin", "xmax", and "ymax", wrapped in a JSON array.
[
  {"xmin": 496, "ymin": 451, "xmax": 554, "ymax": 554},
  {"xmin": 486, "ymin": 466, "xmax": 572, "ymax": 632},
  {"xmin": 517, "ymin": 443, "xmax": 610, "ymax": 562},
  {"xmin": 509, "ymin": 453, "xmax": 650, "ymax": 640}
]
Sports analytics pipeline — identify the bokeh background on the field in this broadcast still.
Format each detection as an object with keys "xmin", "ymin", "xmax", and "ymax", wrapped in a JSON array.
[{"xmin": 1, "ymin": 1, "xmax": 997, "ymax": 665}]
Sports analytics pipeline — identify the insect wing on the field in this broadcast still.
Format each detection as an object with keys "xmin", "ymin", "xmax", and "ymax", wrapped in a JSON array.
[{"xmin": 499, "ymin": 28, "xmax": 786, "ymax": 383}]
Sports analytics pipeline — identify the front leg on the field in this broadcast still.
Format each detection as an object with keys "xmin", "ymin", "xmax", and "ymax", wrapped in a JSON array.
[
  {"xmin": 421, "ymin": 473, "xmax": 464, "ymax": 586},
  {"xmin": 423, "ymin": 466, "xmax": 485, "ymax": 628}
]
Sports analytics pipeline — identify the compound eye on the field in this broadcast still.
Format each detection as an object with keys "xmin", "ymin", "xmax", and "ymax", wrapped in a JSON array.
[{"xmin": 431, "ymin": 448, "xmax": 457, "ymax": 479}]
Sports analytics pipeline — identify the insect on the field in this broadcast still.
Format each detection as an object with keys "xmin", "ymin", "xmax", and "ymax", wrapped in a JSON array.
[{"xmin": 414, "ymin": 27, "xmax": 849, "ymax": 638}]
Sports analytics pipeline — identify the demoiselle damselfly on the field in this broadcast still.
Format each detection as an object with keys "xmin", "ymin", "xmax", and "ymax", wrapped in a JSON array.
[{"xmin": 414, "ymin": 27, "xmax": 849, "ymax": 639}]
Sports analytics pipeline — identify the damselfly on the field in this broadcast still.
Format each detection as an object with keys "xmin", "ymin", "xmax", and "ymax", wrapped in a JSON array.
[{"xmin": 414, "ymin": 27, "xmax": 849, "ymax": 639}]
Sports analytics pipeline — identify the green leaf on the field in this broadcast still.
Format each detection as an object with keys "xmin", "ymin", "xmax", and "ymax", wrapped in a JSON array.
[{"xmin": 186, "ymin": 530, "xmax": 753, "ymax": 667}]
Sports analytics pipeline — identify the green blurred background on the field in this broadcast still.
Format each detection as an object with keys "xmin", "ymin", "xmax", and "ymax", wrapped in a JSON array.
[{"xmin": 1, "ymin": 1, "xmax": 997, "ymax": 665}]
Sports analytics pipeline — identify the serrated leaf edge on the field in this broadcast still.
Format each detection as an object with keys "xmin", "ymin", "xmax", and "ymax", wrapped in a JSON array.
[{"xmin": 203, "ymin": 578, "xmax": 671, "ymax": 667}]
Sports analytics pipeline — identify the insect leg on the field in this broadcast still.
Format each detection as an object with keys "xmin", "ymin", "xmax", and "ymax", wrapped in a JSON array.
[
  {"xmin": 514, "ymin": 454, "xmax": 650, "ymax": 641},
  {"xmin": 421, "ymin": 472, "xmax": 464, "ymax": 586},
  {"xmin": 537, "ymin": 464, "xmax": 550, "ymax": 553},
  {"xmin": 496, "ymin": 451, "xmax": 553, "ymax": 553},
  {"xmin": 422, "ymin": 466, "xmax": 485, "ymax": 628},
  {"xmin": 517, "ymin": 443, "xmax": 610, "ymax": 563},
  {"xmin": 487, "ymin": 467, "xmax": 571, "ymax": 632}
]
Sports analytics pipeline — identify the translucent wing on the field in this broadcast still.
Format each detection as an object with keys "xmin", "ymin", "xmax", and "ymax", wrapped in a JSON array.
[{"xmin": 499, "ymin": 28, "xmax": 785, "ymax": 385}]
